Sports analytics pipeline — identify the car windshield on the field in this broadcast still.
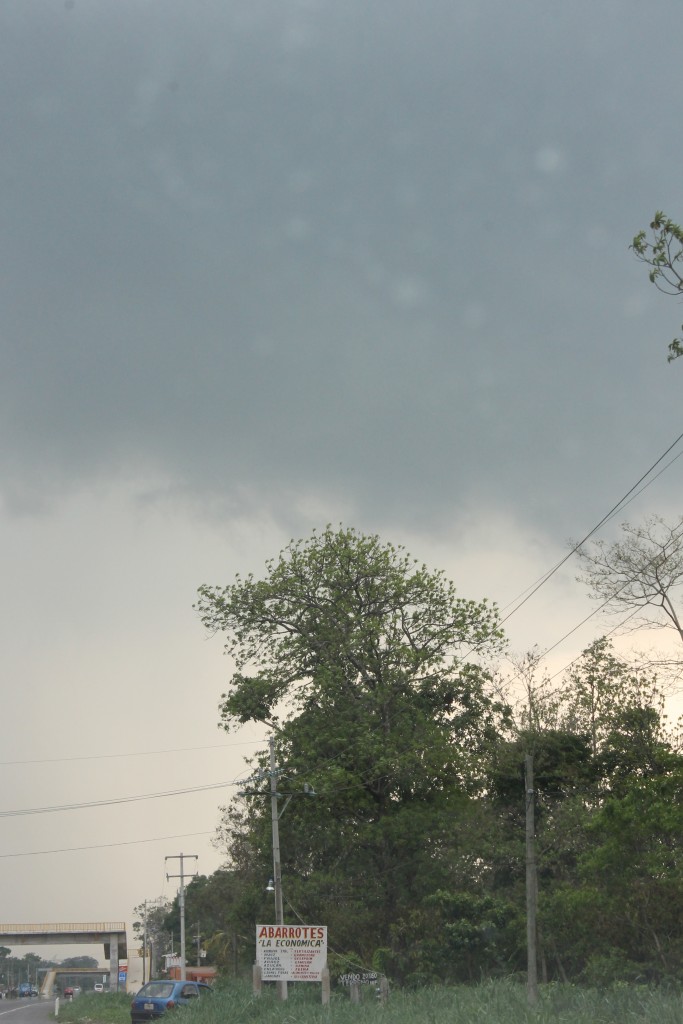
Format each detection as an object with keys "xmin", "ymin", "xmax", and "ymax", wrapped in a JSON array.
[{"xmin": 139, "ymin": 983, "xmax": 174, "ymax": 999}]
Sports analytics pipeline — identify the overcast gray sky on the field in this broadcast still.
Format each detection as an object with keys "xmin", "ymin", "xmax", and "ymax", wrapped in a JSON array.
[{"xmin": 1, "ymin": 0, "xmax": 682, "ymax": 960}]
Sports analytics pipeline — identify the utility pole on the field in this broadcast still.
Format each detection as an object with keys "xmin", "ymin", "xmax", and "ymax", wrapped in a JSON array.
[
  {"xmin": 241, "ymin": 736, "xmax": 314, "ymax": 1000},
  {"xmin": 142, "ymin": 904, "xmax": 148, "ymax": 985},
  {"xmin": 142, "ymin": 897, "xmax": 164, "ymax": 984},
  {"xmin": 269, "ymin": 734, "xmax": 287, "ymax": 1001},
  {"xmin": 165, "ymin": 853, "xmax": 198, "ymax": 982},
  {"xmin": 525, "ymin": 754, "xmax": 538, "ymax": 1006}
]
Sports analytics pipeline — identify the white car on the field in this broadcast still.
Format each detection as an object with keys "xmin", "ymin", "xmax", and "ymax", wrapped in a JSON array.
[{"xmin": 94, "ymin": 984, "xmax": 105, "ymax": 994}]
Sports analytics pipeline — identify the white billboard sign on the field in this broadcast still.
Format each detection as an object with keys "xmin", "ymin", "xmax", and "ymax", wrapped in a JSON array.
[{"xmin": 256, "ymin": 925, "xmax": 327, "ymax": 982}]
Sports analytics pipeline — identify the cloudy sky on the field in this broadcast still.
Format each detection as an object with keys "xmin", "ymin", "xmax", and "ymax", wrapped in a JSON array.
[{"xmin": 2, "ymin": 0, "xmax": 682, "ymax": 962}]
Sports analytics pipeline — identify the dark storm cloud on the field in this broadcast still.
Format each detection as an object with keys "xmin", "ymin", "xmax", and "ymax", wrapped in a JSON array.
[{"xmin": 1, "ymin": 0, "xmax": 681, "ymax": 529}]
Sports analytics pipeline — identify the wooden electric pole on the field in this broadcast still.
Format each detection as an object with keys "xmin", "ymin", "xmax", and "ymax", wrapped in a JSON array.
[{"xmin": 525, "ymin": 754, "xmax": 538, "ymax": 1006}]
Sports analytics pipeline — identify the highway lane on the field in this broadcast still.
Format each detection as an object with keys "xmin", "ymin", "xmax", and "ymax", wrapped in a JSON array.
[{"xmin": 0, "ymin": 1001, "xmax": 56, "ymax": 1024}]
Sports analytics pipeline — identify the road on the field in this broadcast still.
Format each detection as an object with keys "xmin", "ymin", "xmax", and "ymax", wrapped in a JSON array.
[{"xmin": 0, "ymin": 1001, "xmax": 56, "ymax": 1024}]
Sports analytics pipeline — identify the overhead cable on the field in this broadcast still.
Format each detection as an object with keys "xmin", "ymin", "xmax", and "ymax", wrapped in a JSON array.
[
  {"xmin": 0, "ymin": 779, "xmax": 238, "ymax": 818},
  {"xmin": 499, "ymin": 428, "xmax": 683, "ymax": 625}
]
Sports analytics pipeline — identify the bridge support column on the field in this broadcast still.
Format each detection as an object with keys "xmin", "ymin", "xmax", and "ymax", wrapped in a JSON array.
[{"xmin": 109, "ymin": 933, "xmax": 119, "ymax": 992}]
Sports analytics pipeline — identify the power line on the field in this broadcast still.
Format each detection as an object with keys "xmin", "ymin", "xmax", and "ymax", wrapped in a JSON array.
[
  {"xmin": 0, "ymin": 780, "xmax": 239, "ymax": 818},
  {"xmin": 537, "ymin": 511, "xmax": 683, "ymax": 669},
  {"xmin": 545, "ymin": 608, "xmax": 641, "ymax": 683},
  {"xmin": 0, "ymin": 831, "xmax": 214, "ymax": 859},
  {"xmin": 0, "ymin": 740, "xmax": 262, "ymax": 768},
  {"xmin": 499, "ymin": 428, "xmax": 683, "ymax": 626},
  {"xmin": 26, "ymin": 433, "xmax": 675, "ymax": 828}
]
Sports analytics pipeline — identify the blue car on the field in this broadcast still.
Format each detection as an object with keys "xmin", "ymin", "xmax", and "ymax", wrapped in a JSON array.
[{"xmin": 130, "ymin": 981, "xmax": 212, "ymax": 1023}]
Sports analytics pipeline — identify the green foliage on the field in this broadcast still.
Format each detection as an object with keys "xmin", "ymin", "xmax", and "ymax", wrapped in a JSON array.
[
  {"xmin": 490, "ymin": 730, "xmax": 595, "ymax": 809},
  {"xmin": 57, "ymin": 991, "xmax": 132, "ymax": 1024},
  {"xmin": 631, "ymin": 211, "xmax": 683, "ymax": 360},
  {"xmin": 0, "ymin": 950, "xmax": 58, "ymax": 992},
  {"xmin": 198, "ymin": 526, "xmax": 509, "ymax": 971},
  {"xmin": 131, "ymin": 898, "xmax": 171, "ymax": 977},
  {"xmin": 80, "ymin": 979, "xmax": 683, "ymax": 1024},
  {"xmin": 581, "ymin": 950, "xmax": 645, "ymax": 987},
  {"xmin": 197, "ymin": 525, "xmax": 505, "ymax": 737},
  {"xmin": 160, "ymin": 871, "xmax": 262, "ymax": 974},
  {"xmin": 60, "ymin": 956, "xmax": 99, "ymax": 969},
  {"xmin": 176, "ymin": 525, "xmax": 683, "ymax": 989}
]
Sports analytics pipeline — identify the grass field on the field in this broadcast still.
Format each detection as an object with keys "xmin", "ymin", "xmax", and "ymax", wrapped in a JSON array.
[{"xmin": 57, "ymin": 979, "xmax": 683, "ymax": 1024}]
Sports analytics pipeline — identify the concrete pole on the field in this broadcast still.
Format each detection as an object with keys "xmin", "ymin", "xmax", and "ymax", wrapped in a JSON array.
[
  {"xmin": 270, "ymin": 735, "xmax": 287, "ymax": 1001},
  {"xmin": 142, "ymin": 903, "xmax": 148, "ymax": 985},
  {"xmin": 525, "ymin": 754, "xmax": 538, "ymax": 1006},
  {"xmin": 252, "ymin": 963, "xmax": 262, "ymax": 997},
  {"xmin": 166, "ymin": 853, "xmax": 198, "ymax": 983},
  {"xmin": 179, "ymin": 875, "xmax": 187, "ymax": 982},
  {"xmin": 321, "ymin": 967, "xmax": 330, "ymax": 1006}
]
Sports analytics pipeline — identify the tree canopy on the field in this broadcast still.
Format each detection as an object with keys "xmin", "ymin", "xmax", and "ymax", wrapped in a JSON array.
[
  {"xmin": 631, "ymin": 211, "xmax": 683, "ymax": 360},
  {"xmin": 197, "ymin": 524, "xmax": 505, "ymax": 733},
  {"xmin": 197, "ymin": 526, "xmax": 509, "ymax": 974},
  {"xmin": 174, "ymin": 528, "xmax": 683, "ymax": 987}
]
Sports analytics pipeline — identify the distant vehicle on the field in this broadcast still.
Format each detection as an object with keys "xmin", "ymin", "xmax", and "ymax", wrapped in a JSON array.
[
  {"xmin": 30, "ymin": 986, "xmax": 39, "ymax": 997},
  {"xmin": 63, "ymin": 988, "xmax": 74, "ymax": 999},
  {"xmin": 130, "ymin": 981, "xmax": 212, "ymax": 1023},
  {"xmin": 18, "ymin": 983, "xmax": 32, "ymax": 997},
  {"xmin": 94, "ymin": 983, "xmax": 105, "ymax": 993}
]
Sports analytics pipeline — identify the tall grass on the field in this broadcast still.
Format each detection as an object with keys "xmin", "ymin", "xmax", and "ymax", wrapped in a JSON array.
[
  {"xmin": 189, "ymin": 979, "xmax": 683, "ymax": 1024},
  {"xmin": 57, "ymin": 980, "xmax": 683, "ymax": 1024},
  {"xmin": 58, "ymin": 991, "xmax": 133, "ymax": 1024}
]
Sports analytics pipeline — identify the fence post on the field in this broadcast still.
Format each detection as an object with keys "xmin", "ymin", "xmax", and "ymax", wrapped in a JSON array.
[
  {"xmin": 252, "ymin": 963, "xmax": 262, "ymax": 997},
  {"xmin": 321, "ymin": 967, "xmax": 330, "ymax": 1006},
  {"xmin": 378, "ymin": 976, "xmax": 389, "ymax": 1005}
]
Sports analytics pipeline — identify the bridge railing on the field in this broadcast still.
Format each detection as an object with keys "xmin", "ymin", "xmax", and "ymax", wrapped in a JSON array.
[{"xmin": 0, "ymin": 923, "xmax": 126, "ymax": 933}]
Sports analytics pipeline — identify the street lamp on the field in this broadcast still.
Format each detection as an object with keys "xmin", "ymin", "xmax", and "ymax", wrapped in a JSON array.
[{"xmin": 269, "ymin": 736, "xmax": 285, "ymax": 938}]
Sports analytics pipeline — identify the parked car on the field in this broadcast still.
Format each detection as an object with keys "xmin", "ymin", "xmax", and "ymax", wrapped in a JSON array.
[
  {"xmin": 94, "ymin": 983, "xmax": 105, "ymax": 993},
  {"xmin": 18, "ymin": 983, "xmax": 32, "ymax": 997},
  {"xmin": 63, "ymin": 988, "xmax": 74, "ymax": 999},
  {"xmin": 130, "ymin": 981, "xmax": 212, "ymax": 1023}
]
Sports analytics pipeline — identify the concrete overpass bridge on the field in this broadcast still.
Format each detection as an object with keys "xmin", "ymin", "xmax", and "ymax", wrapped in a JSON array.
[
  {"xmin": 40, "ymin": 966, "xmax": 110, "ymax": 997},
  {"xmin": 0, "ymin": 923, "xmax": 127, "ymax": 992}
]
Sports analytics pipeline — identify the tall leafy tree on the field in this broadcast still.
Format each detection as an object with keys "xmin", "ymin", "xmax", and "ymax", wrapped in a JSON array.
[
  {"xmin": 131, "ymin": 898, "xmax": 171, "ymax": 977},
  {"xmin": 559, "ymin": 637, "xmax": 659, "ymax": 758},
  {"xmin": 552, "ymin": 751, "xmax": 683, "ymax": 984},
  {"xmin": 197, "ymin": 525, "xmax": 507, "ymax": 968},
  {"xmin": 537, "ymin": 640, "xmax": 682, "ymax": 982}
]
